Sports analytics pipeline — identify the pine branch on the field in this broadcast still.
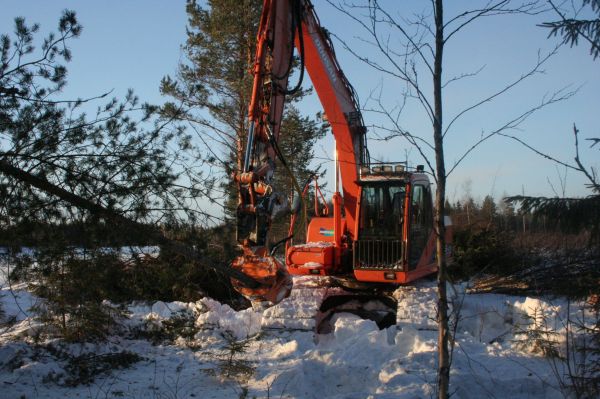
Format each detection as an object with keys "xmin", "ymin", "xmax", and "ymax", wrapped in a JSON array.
[{"xmin": 0, "ymin": 159, "xmax": 261, "ymax": 288}]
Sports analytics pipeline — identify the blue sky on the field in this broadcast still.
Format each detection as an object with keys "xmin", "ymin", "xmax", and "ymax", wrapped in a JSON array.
[{"xmin": 2, "ymin": 1, "xmax": 598, "ymax": 208}]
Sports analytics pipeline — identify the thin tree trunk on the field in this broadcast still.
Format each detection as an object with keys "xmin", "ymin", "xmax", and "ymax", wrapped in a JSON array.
[
  {"xmin": 433, "ymin": 0, "xmax": 450, "ymax": 398},
  {"xmin": 466, "ymin": 202, "xmax": 471, "ymax": 225}
]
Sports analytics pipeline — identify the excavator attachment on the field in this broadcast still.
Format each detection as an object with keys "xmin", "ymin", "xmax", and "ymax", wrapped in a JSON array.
[{"xmin": 231, "ymin": 247, "xmax": 293, "ymax": 304}]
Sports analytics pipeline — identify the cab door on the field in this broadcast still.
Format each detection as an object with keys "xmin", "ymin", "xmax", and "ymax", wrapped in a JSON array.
[{"xmin": 408, "ymin": 184, "xmax": 433, "ymax": 269}]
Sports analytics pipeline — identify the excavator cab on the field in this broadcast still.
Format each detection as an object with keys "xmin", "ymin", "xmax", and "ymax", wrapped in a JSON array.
[{"xmin": 353, "ymin": 164, "xmax": 438, "ymax": 284}]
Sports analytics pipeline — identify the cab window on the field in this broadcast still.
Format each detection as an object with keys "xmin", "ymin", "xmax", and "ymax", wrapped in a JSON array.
[{"xmin": 359, "ymin": 183, "xmax": 405, "ymax": 239}]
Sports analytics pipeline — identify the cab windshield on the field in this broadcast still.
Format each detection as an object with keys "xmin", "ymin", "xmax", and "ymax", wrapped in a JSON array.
[{"xmin": 358, "ymin": 183, "xmax": 405, "ymax": 239}]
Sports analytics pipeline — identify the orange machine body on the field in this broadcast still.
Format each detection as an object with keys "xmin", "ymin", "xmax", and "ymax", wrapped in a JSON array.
[
  {"xmin": 286, "ymin": 170, "xmax": 452, "ymax": 285},
  {"xmin": 232, "ymin": 0, "xmax": 451, "ymax": 303},
  {"xmin": 286, "ymin": 217, "xmax": 346, "ymax": 276}
]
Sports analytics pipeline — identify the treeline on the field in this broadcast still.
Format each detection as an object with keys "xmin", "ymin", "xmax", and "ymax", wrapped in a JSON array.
[
  {"xmin": 0, "ymin": 221, "xmax": 158, "ymax": 248},
  {"xmin": 447, "ymin": 194, "xmax": 596, "ymax": 281},
  {"xmin": 447, "ymin": 194, "xmax": 590, "ymax": 236}
]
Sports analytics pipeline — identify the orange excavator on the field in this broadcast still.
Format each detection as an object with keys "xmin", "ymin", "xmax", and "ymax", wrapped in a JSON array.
[{"xmin": 231, "ymin": 0, "xmax": 451, "ymax": 304}]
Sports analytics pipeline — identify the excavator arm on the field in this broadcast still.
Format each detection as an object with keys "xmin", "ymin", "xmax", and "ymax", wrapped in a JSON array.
[
  {"xmin": 234, "ymin": 0, "xmax": 296, "ymax": 249},
  {"xmin": 232, "ymin": 0, "xmax": 369, "ymax": 303}
]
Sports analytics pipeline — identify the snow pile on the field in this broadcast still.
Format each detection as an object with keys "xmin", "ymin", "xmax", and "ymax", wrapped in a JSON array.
[
  {"xmin": 0, "ymin": 270, "xmax": 593, "ymax": 398},
  {"xmin": 260, "ymin": 276, "xmax": 352, "ymax": 331},
  {"xmin": 125, "ymin": 297, "xmax": 263, "ymax": 340},
  {"xmin": 195, "ymin": 297, "xmax": 262, "ymax": 339},
  {"xmin": 128, "ymin": 300, "xmax": 193, "ymax": 321},
  {"xmin": 394, "ymin": 284, "xmax": 439, "ymax": 329}
]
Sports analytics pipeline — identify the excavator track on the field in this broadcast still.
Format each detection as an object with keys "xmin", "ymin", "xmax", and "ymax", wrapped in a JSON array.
[
  {"xmin": 260, "ymin": 276, "xmax": 397, "ymax": 334},
  {"xmin": 316, "ymin": 293, "xmax": 397, "ymax": 334}
]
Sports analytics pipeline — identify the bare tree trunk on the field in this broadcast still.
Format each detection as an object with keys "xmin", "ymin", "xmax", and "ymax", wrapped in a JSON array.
[
  {"xmin": 433, "ymin": 0, "xmax": 450, "ymax": 398},
  {"xmin": 466, "ymin": 201, "xmax": 471, "ymax": 225},
  {"xmin": 321, "ymin": 1, "xmax": 574, "ymax": 395},
  {"xmin": 522, "ymin": 185, "xmax": 526, "ymax": 233}
]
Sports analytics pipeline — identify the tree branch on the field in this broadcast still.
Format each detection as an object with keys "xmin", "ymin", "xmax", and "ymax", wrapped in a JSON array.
[{"xmin": 0, "ymin": 158, "xmax": 261, "ymax": 288}]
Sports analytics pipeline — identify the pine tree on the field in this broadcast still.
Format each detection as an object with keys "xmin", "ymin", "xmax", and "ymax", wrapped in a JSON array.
[
  {"xmin": 0, "ymin": 11, "xmax": 198, "ymax": 231},
  {"xmin": 160, "ymin": 0, "xmax": 262, "ymax": 220},
  {"xmin": 481, "ymin": 195, "xmax": 498, "ymax": 229},
  {"xmin": 0, "ymin": 11, "xmax": 225, "ymax": 338},
  {"xmin": 160, "ymin": 0, "xmax": 325, "ymax": 241},
  {"xmin": 541, "ymin": 0, "xmax": 600, "ymax": 60}
]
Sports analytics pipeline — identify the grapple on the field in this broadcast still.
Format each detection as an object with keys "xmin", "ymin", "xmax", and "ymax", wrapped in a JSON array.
[{"xmin": 231, "ymin": 247, "xmax": 292, "ymax": 304}]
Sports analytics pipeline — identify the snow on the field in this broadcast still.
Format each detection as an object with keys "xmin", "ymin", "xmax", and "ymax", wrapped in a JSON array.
[
  {"xmin": 0, "ymin": 262, "xmax": 592, "ymax": 398},
  {"xmin": 293, "ymin": 241, "xmax": 335, "ymax": 248},
  {"xmin": 299, "ymin": 261, "xmax": 323, "ymax": 269},
  {"xmin": 196, "ymin": 297, "xmax": 263, "ymax": 339}
]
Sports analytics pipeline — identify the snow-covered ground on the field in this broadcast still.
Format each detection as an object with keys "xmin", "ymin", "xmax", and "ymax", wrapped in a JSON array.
[{"xmin": 0, "ymin": 262, "xmax": 591, "ymax": 398}]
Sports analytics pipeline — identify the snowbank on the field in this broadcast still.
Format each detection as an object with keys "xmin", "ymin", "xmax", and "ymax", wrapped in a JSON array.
[{"xmin": 0, "ymin": 271, "xmax": 591, "ymax": 398}]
